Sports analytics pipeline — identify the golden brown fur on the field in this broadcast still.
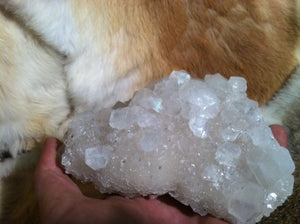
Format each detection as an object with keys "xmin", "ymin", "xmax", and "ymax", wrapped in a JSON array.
[
  {"xmin": 71, "ymin": 0, "xmax": 299, "ymax": 104},
  {"xmin": 0, "ymin": 0, "xmax": 299, "ymax": 223}
]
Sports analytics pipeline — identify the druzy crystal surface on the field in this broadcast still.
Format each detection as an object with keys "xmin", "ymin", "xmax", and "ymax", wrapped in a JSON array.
[{"xmin": 61, "ymin": 71, "xmax": 295, "ymax": 224}]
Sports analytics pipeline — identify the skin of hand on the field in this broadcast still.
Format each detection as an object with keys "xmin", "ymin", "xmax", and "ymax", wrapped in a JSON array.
[{"xmin": 34, "ymin": 125, "xmax": 288, "ymax": 224}]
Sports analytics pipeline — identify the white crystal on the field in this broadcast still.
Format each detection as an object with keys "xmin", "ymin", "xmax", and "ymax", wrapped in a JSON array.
[
  {"xmin": 109, "ymin": 108, "xmax": 135, "ymax": 130},
  {"xmin": 179, "ymin": 81, "xmax": 221, "ymax": 119},
  {"xmin": 139, "ymin": 129, "xmax": 162, "ymax": 152},
  {"xmin": 228, "ymin": 184, "xmax": 265, "ymax": 223},
  {"xmin": 169, "ymin": 70, "xmax": 191, "ymax": 85},
  {"xmin": 85, "ymin": 146, "xmax": 112, "ymax": 170},
  {"xmin": 228, "ymin": 76, "xmax": 247, "ymax": 93},
  {"xmin": 62, "ymin": 71, "xmax": 295, "ymax": 224},
  {"xmin": 188, "ymin": 117, "xmax": 207, "ymax": 138},
  {"xmin": 136, "ymin": 109, "xmax": 159, "ymax": 128},
  {"xmin": 221, "ymin": 126, "xmax": 240, "ymax": 141},
  {"xmin": 205, "ymin": 73, "xmax": 229, "ymax": 90},
  {"xmin": 215, "ymin": 143, "xmax": 241, "ymax": 167}
]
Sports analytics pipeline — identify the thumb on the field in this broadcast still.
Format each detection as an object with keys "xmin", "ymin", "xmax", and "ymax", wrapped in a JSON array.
[
  {"xmin": 270, "ymin": 125, "xmax": 288, "ymax": 148},
  {"xmin": 34, "ymin": 138, "xmax": 83, "ymax": 221}
]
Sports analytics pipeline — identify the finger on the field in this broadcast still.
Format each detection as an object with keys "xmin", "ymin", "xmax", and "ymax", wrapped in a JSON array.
[
  {"xmin": 34, "ymin": 138, "xmax": 82, "ymax": 197},
  {"xmin": 270, "ymin": 125, "xmax": 288, "ymax": 148},
  {"xmin": 35, "ymin": 138, "xmax": 63, "ymax": 174},
  {"xmin": 34, "ymin": 138, "xmax": 83, "ymax": 222}
]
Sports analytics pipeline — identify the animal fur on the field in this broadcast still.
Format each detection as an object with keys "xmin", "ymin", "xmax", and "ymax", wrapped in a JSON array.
[{"xmin": 0, "ymin": 0, "xmax": 299, "ymax": 223}]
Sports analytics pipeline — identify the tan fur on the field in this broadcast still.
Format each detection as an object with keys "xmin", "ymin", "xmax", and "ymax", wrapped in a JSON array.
[
  {"xmin": 70, "ymin": 0, "xmax": 298, "ymax": 104},
  {"xmin": 0, "ymin": 0, "xmax": 299, "ymax": 223}
]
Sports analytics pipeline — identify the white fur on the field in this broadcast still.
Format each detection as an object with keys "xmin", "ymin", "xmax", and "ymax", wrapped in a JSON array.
[
  {"xmin": 67, "ymin": 50, "xmax": 141, "ymax": 112},
  {"xmin": 0, "ymin": 1, "xmax": 143, "ymax": 170},
  {"xmin": 261, "ymin": 67, "xmax": 300, "ymax": 125},
  {"xmin": 0, "ymin": 11, "xmax": 70, "ymax": 164},
  {"xmin": 2, "ymin": 1, "xmax": 141, "ymax": 114},
  {"xmin": 0, "ymin": 157, "xmax": 18, "ymax": 178},
  {"xmin": 0, "ymin": 0, "xmax": 80, "ymax": 55}
]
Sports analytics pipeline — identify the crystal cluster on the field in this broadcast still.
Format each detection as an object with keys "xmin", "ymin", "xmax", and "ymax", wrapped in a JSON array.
[{"xmin": 61, "ymin": 71, "xmax": 295, "ymax": 224}]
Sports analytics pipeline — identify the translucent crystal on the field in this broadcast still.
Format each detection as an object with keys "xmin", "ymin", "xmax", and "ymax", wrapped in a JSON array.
[
  {"xmin": 85, "ymin": 146, "xmax": 112, "ymax": 170},
  {"xmin": 228, "ymin": 76, "xmax": 247, "ymax": 93},
  {"xmin": 62, "ymin": 71, "xmax": 295, "ymax": 224},
  {"xmin": 228, "ymin": 184, "xmax": 265, "ymax": 223},
  {"xmin": 139, "ymin": 129, "xmax": 162, "ymax": 152},
  {"xmin": 221, "ymin": 126, "xmax": 240, "ymax": 141},
  {"xmin": 109, "ymin": 108, "xmax": 135, "ymax": 130},
  {"xmin": 136, "ymin": 108, "xmax": 159, "ymax": 128},
  {"xmin": 215, "ymin": 143, "xmax": 241, "ymax": 167},
  {"xmin": 188, "ymin": 117, "xmax": 207, "ymax": 138},
  {"xmin": 205, "ymin": 73, "xmax": 229, "ymax": 91},
  {"xmin": 131, "ymin": 89, "xmax": 163, "ymax": 112},
  {"xmin": 169, "ymin": 70, "xmax": 191, "ymax": 85}
]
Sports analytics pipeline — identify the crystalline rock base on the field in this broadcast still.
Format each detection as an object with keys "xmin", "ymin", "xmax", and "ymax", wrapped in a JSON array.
[{"xmin": 61, "ymin": 71, "xmax": 295, "ymax": 224}]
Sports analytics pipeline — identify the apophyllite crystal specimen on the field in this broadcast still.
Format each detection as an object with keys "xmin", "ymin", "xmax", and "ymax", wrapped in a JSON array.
[{"xmin": 61, "ymin": 71, "xmax": 295, "ymax": 224}]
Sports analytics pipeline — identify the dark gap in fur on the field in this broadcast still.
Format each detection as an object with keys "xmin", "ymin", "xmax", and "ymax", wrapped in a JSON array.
[
  {"xmin": 0, "ymin": 150, "xmax": 12, "ymax": 162},
  {"xmin": 18, "ymin": 149, "xmax": 29, "ymax": 155}
]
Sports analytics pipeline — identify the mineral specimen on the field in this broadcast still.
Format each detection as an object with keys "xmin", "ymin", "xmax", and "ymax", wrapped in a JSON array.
[{"xmin": 61, "ymin": 71, "xmax": 295, "ymax": 224}]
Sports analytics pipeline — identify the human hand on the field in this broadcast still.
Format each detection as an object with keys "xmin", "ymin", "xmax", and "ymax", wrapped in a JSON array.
[{"xmin": 34, "ymin": 125, "xmax": 287, "ymax": 224}]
